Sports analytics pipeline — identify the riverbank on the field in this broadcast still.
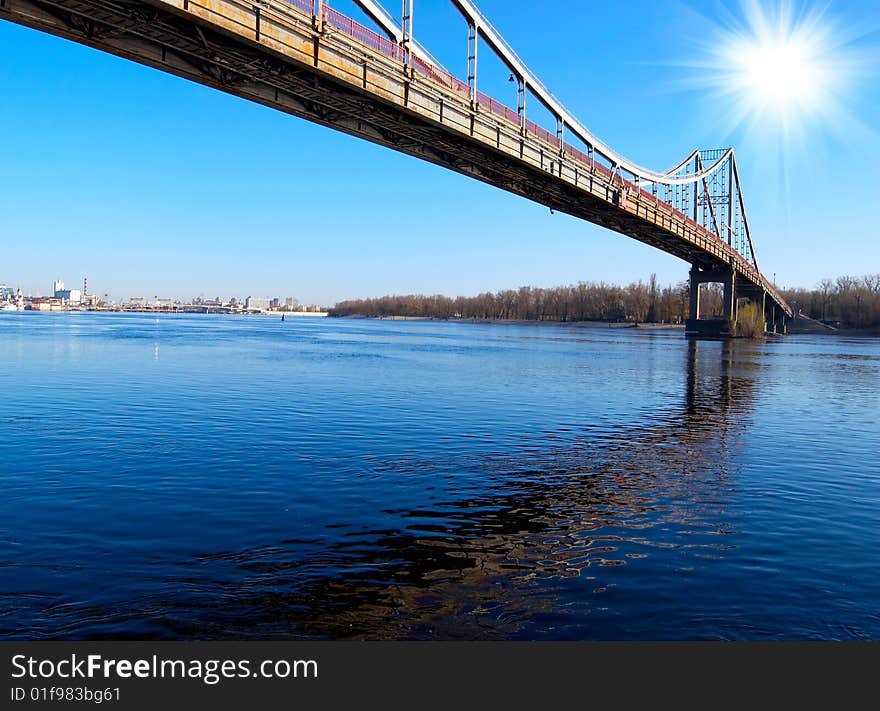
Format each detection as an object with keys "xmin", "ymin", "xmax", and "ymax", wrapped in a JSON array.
[
  {"xmin": 342, "ymin": 314, "xmax": 880, "ymax": 336},
  {"xmin": 787, "ymin": 315, "xmax": 880, "ymax": 336},
  {"xmin": 344, "ymin": 315, "xmax": 685, "ymax": 330}
]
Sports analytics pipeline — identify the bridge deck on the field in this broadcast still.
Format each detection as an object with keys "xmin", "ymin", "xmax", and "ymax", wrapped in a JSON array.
[{"xmin": 1, "ymin": 0, "xmax": 791, "ymax": 317}]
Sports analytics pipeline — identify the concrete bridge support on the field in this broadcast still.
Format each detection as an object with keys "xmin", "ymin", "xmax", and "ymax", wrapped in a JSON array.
[
  {"xmin": 723, "ymin": 271, "xmax": 737, "ymax": 323},
  {"xmin": 764, "ymin": 302, "xmax": 787, "ymax": 335},
  {"xmin": 685, "ymin": 264, "xmax": 736, "ymax": 338}
]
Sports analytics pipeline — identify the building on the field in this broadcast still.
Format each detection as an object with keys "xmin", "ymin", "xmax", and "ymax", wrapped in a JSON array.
[
  {"xmin": 53, "ymin": 279, "xmax": 82, "ymax": 306},
  {"xmin": 0, "ymin": 285, "xmax": 14, "ymax": 301},
  {"xmin": 28, "ymin": 297, "xmax": 64, "ymax": 312},
  {"xmin": 245, "ymin": 296, "xmax": 270, "ymax": 312},
  {"xmin": 55, "ymin": 289, "xmax": 82, "ymax": 305}
]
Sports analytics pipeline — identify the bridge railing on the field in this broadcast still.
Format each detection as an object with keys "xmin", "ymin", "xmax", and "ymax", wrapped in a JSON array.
[
  {"xmin": 285, "ymin": 0, "xmax": 312, "ymax": 15},
  {"xmin": 476, "ymin": 91, "xmax": 521, "ymax": 126},
  {"xmin": 322, "ymin": 5, "xmax": 406, "ymax": 61},
  {"xmin": 564, "ymin": 144, "xmax": 590, "ymax": 168},
  {"xmin": 412, "ymin": 55, "xmax": 471, "ymax": 100},
  {"xmin": 523, "ymin": 118, "xmax": 559, "ymax": 150}
]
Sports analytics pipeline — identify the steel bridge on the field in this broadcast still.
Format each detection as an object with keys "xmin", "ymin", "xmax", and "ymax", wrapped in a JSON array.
[{"xmin": 1, "ymin": 0, "xmax": 792, "ymax": 335}]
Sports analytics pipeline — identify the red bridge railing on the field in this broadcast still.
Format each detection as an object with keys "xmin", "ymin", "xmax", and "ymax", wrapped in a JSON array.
[
  {"xmin": 412, "ymin": 56, "xmax": 471, "ymax": 100},
  {"xmin": 477, "ymin": 91, "xmax": 521, "ymax": 126},
  {"xmin": 523, "ymin": 118, "xmax": 559, "ymax": 150},
  {"xmin": 322, "ymin": 5, "xmax": 406, "ymax": 61},
  {"xmin": 285, "ymin": 0, "xmax": 313, "ymax": 15}
]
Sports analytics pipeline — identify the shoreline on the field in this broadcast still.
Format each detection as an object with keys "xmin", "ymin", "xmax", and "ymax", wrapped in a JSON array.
[
  {"xmin": 5, "ymin": 310, "xmax": 878, "ymax": 335},
  {"xmin": 342, "ymin": 315, "xmax": 684, "ymax": 330},
  {"xmin": 336, "ymin": 314, "xmax": 880, "ymax": 336}
]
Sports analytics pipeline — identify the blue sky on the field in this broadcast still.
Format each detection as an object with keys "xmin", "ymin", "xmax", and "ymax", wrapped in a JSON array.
[{"xmin": 1, "ymin": 0, "xmax": 878, "ymax": 304}]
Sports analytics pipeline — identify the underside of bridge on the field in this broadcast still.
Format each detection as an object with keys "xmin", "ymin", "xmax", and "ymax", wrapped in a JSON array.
[{"xmin": 1, "ymin": 0, "xmax": 791, "ymax": 336}]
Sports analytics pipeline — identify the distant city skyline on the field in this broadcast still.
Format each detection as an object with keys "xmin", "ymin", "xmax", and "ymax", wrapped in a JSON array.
[
  {"xmin": 0, "ymin": 277, "xmax": 312, "ymax": 306},
  {"xmin": 2, "ymin": 0, "xmax": 878, "ymax": 303}
]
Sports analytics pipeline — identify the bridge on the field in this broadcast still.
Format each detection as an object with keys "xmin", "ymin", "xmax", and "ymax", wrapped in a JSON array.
[{"xmin": 1, "ymin": 0, "xmax": 792, "ymax": 335}]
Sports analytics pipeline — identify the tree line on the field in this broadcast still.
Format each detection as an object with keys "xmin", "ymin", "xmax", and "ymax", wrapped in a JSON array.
[
  {"xmin": 330, "ymin": 273, "xmax": 880, "ymax": 329},
  {"xmin": 329, "ymin": 276, "xmax": 726, "ymax": 324},
  {"xmin": 781, "ymin": 275, "xmax": 880, "ymax": 329}
]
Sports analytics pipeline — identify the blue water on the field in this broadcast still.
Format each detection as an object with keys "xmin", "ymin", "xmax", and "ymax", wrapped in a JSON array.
[{"xmin": 1, "ymin": 312, "xmax": 878, "ymax": 640}]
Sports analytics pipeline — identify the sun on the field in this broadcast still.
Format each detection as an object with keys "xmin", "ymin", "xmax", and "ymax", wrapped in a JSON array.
[
  {"xmin": 721, "ymin": 3, "xmax": 832, "ymax": 126},
  {"xmin": 738, "ymin": 38, "xmax": 818, "ymax": 108},
  {"xmin": 685, "ymin": 0, "xmax": 865, "ymax": 149}
]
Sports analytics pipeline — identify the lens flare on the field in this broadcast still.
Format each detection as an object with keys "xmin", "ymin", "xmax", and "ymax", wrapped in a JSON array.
[
  {"xmin": 721, "ymin": 1, "xmax": 834, "ymax": 132},
  {"xmin": 739, "ymin": 40, "xmax": 817, "ymax": 107},
  {"xmin": 681, "ymin": 0, "xmax": 869, "ymax": 151}
]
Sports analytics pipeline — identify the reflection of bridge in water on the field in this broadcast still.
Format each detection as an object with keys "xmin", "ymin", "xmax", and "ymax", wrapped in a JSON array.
[
  {"xmin": 2, "ymin": 0, "xmax": 791, "ymax": 336},
  {"xmin": 160, "ymin": 339, "xmax": 761, "ymax": 639}
]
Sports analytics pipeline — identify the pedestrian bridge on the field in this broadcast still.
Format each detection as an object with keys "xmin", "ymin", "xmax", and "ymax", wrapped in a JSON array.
[{"xmin": 1, "ymin": 0, "xmax": 792, "ymax": 334}]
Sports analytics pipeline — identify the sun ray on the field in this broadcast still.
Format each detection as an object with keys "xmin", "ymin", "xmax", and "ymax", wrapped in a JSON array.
[{"xmin": 669, "ymin": 0, "xmax": 876, "ymax": 161}]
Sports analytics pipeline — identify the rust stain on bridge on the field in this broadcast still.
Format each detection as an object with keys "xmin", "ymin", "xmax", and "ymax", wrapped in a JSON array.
[{"xmin": 1, "ymin": 0, "xmax": 792, "ymax": 334}]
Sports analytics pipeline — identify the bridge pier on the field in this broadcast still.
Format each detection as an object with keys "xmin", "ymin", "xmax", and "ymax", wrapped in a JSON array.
[
  {"xmin": 685, "ymin": 265, "xmax": 735, "ymax": 338},
  {"xmin": 764, "ymin": 304, "xmax": 787, "ymax": 335},
  {"xmin": 688, "ymin": 267, "xmax": 701, "ymax": 324},
  {"xmin": 723, "ymin": 271, "xmax": 737, "ymax": 323}
]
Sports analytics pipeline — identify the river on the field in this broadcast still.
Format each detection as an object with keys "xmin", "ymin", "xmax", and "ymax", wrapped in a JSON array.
[{"xmin": 1, "ymin": 313, "xmax": 878, "ymax": 639}]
